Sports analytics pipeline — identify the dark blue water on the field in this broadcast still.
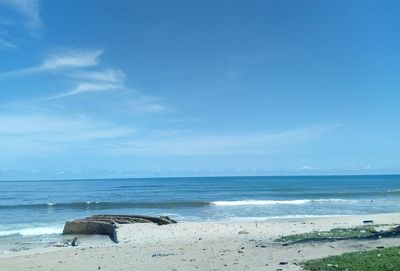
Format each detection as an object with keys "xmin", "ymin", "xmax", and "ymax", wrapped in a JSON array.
[{"xmin": 1, "ymin": 175, "xmax": 400, "ymax": 237}]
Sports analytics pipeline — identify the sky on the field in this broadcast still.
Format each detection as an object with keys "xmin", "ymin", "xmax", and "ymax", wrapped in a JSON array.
[{"xmin": 0, "ymin": 0, "xmax": 399, "ymax": 180}]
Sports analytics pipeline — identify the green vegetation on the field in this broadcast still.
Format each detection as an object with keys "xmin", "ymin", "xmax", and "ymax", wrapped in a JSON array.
[
  {"xmin": 275, "ymin": 225, "xmax": 399, "ymax": 244},
  {"xmin": 303, "ymin": 246, "xmax": 400, "ymax": 271}
]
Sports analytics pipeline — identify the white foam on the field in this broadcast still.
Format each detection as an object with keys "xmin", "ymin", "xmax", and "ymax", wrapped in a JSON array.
[
  {"xmin": 315, "ymin": 199, "xmax": 358, "ymax": 203},
  {"xmin": 211, "ymin": 199, "xmax": 356, "ymax": 206},
  {"xmin": 0, "ymin": 226, "xmax": 63, "ymax": 237},
  {"xmin": 211, "ymin": 200, "xmax": 310, "ymax": 206}
]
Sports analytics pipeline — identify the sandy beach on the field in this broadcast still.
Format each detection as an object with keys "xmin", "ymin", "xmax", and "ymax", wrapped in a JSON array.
[{"xmin": 1, "ymin": 212, "xmax": 400, "ymax": 271}]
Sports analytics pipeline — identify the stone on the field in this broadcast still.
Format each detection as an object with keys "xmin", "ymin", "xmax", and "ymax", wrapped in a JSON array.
[{"xmin": 71, "ymin": 237, "xmax": 78, "ymax": 247}]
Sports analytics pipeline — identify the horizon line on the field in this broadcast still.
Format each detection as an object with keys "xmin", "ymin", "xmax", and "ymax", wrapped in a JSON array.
[{"xmin": 1, "ymin": 173, "xmax": 399, "ymax": 182}]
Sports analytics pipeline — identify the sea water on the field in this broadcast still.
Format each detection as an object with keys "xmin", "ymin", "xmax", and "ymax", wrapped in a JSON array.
[{"xmin": 0, "ymin": 175, "xmax": 399, "ymax": 242}]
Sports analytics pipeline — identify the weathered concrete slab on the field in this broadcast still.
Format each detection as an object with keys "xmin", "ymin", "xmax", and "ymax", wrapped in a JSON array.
[{"xmin": 63, "ymin": 215, "xmax": 177, "ymax": 243}]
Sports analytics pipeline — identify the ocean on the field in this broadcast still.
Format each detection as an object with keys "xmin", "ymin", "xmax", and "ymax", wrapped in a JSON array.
[{"xmin": 0, "ymin": 175, "xmax": 400, "ymax": 242}]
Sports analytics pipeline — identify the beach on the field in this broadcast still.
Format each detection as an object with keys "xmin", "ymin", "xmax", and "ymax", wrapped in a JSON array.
[
  {"xmin": 1, "ymin": 0, "xmax": 398, "ymax": 269},
  {"xmin": 1, "ymin": 212, "xmax": 400, "ymax": 271}
]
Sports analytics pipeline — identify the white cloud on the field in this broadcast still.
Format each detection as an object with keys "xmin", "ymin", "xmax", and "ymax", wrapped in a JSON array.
[
  {"xmin": 128, "ymin": 96, "xmax": 171, "ymax": 113},
  {"xmin": 69, "ymin": 82, "xmax": 124, "ymax": 95},
  {"xmin": 0, "ymin": 38, "xmax": 17, "ymax": 49},
  {"xmin": 40, "ymin": 49, "xmax": 103, "ymax": 70},
  {"xmin": 0, "ymin": 47, "xmax": 171, "ymax": 112},
  {"xmin": 0, "ymin": 113, "xmax": 337, "ymax": 158},
  {"xmin": 36, "ymin": 68, "xmax": 128, "ymax": 99},
  {"xmin": 111, "ymin": 125, "xmax": 338, "ymax": 156},
  {"xmin": 138, "ymin": 103, "xmax": 170, "ymax": 113},
  {"xmin": 0, "ymin": 113, "xmax": 139, "ymax": 158},
  {"xmin": 0, "ymin": 114, "xmax": 135, "ymax": 142},
  {"xmin": 0, "ymin": 49, "xmax": 103, "ymax": 77},
  {"xmin": 70, "ymin": 68, "xmax": 126, "ymax": 83},
  {"xmin": 298, "ymin": 165, "xmax": 318, "ymax": 170},
  {"xmin": 0, "ymin": 0, "xmax": 42, "ymax": 33},
  {"xmin": 39, "ymin": 82, "xmax": 124, "ymax": 101}
]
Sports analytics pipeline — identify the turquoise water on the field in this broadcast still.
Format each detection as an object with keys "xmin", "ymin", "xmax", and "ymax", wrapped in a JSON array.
[{"xmin": 0, "ymin": 175, "xmax": 400, "ymax": 238}]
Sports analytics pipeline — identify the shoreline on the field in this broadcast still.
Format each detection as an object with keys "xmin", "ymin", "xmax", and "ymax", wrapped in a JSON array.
[{"xmin": 1, "ymin": 212, "xmax": 400, "ymax": 270}]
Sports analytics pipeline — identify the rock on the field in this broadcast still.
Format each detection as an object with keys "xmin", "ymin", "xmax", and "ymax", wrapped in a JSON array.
[
  {"xmin": 63, "ymin": 215, "xmax": 177, "ymax": 243},
  {"xmin": 363, "ymin": 220, "xmax": 374, "ymax": 224},
  {"xmin": 238, "ymin": 230, "xmax": 249, "ymax": 234},
  {"xmin": 279, "ymin": 261, "xmax": 288, "ymax": 265},
  {"xmin": 71, "ymin": 237, "xmax": 78, "ymax": 247}
]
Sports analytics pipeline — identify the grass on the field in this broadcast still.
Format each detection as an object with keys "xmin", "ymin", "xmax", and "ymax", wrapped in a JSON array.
[
  {"xmin": 274, "ymin": 225, "xmax": 399, "ymax": 244},
  {"xmin": 303, "ymin": 246, "xmax": 400, "ymax": 271}
]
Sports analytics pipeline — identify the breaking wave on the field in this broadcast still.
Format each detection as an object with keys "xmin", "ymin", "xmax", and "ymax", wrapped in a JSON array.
[
  {"xmin": 0, "ymin": 226, "xmax": 63, "ymax": 237},
  {"xmin": 211, "ymin": 199, "xmax": 358, "ymax": 206}
]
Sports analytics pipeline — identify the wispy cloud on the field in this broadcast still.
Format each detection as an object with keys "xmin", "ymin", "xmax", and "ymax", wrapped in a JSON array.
[
  {"xmin": 0, "ymin": 38, "xmax": 17, "ymax": 49},
  {"xmin": 0, "ymin": 49, "xmax": 103, "ymax": 78},
  {"xmin": 0, "ymin": 0, "xmax": 42, "ymax": 34},
  {"xmin": 38, "ymin": 82, "xmax": 124, "ymax": 101},
  {"xmin": 297, "ymin": 165, "xmax": 318, "ymax": 171},
  {"xmin": 0, "ymin": 113, "xmax": 136, "ymax": 147},
  {"xmin": 125, "ymin": 95, "xmax": 172, "ymax": 113},
  {"xmin": 0, "ymin": 113, "xmax": 338, "ymax": 158},
  {"xmin": 1, "ymin": 47, "xmax": 171, "ymax": 113},
  {"xmin": 70, "ymin": 68, "xmax": 126, "ymax": 83},
  {"xmin": 111, "ymin": 125, "xmax": 339, "ymax": 156},
  {"xmin": 67, "ymin": 82, "xmax": 124, "ymax": 96},
  {"xmin": 35, "ymin": 67, "xmax": 127, "ymax": 101},
  {"xmin": 138, "ymin": 104, "xmax": 170, "ymax": 113},
  {"xmin": 0, "ymin": 112, "xmax": 142, "ymax": 159},
  {"xmin": 40, "ymin": 49, "xmax": 103, "ymax": 70}
]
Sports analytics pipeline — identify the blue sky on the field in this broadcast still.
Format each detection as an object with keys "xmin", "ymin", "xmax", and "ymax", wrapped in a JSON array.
[{"xmin": 0, "ymin": 0, "xmax": 399, "ymax": 180}]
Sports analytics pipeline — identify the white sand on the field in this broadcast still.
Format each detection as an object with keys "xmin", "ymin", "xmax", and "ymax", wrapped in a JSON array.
[{"xmin": 1, "ymin": 212, "xmax": 400, "ymax": 271}]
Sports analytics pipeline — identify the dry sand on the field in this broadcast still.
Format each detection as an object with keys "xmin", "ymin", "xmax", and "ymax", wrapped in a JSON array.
[{"xmin": 1, "ymin": 212, "xmax": 400, "ymax": 271}]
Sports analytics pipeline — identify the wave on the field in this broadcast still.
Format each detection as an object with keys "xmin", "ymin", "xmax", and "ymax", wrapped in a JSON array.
[
  {"xmin": 0, "ymin": 198, "xmax": 364, "ymax": 210},
  {"xmin": 211, "ymin": 199, "xmax": 358, "ymax": 206},
  {"xmin": 0, "ymin": 226, "xmax": 63, "ymax": 237},
  {"xmin": 0, "ymin": 201, "xmax": 211, "ymax": 210},
  {"xmin": 385, "ymin": 189, "xmax": 400, "ymax": 193}
]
